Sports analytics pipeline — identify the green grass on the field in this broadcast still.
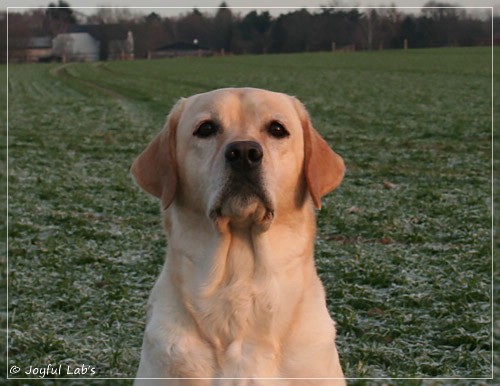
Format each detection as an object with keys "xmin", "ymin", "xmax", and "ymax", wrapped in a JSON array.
[{"xmin": 5, "ymin": 47, "xmax": 496, "ymax": 384}]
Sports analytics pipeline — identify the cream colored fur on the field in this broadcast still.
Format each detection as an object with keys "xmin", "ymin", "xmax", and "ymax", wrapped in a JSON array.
[{"xmin": 131, "ymin": 88, "xmax": 346, "ymax": 385}]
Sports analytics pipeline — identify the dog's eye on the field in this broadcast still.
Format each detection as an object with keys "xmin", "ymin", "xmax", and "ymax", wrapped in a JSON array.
[
  {"xmin": 267, "ymin": 121, "xmax": 289, "ymax": 139},
  {"xmin": 194, "ymin": 121, "xmax": 218, "ymax": 138}
]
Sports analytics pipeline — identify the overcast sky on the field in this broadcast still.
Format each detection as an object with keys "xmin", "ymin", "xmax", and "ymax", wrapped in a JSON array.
[{"xmin": 4, "ymin": 0, "xmax": 498, "ymax": 16}]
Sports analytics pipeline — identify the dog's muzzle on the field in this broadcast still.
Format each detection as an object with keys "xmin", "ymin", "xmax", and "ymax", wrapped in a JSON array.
[{"xmin": 209, "ymin": 141, "xmax": 274, "ymax": 231}]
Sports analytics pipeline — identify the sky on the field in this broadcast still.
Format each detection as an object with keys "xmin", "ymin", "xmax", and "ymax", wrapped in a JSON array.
[{"xmin": 4, "ymin": 0, "xmax": 499, "ymax": 17}]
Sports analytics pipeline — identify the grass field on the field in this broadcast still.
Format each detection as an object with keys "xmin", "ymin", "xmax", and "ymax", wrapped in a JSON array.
[{"xmin": 5, "ymin": 47, "xmax": 497, "ymax": 385}]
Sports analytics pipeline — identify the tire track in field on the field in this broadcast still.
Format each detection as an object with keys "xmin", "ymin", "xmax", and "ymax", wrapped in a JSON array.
[
  {"xmin": 51, "ymin": 63, "xmax": 125, "ymax": 99},
  {"xmin": 51, "ymin": 63, "xmax": 149, "ymax": 127}
]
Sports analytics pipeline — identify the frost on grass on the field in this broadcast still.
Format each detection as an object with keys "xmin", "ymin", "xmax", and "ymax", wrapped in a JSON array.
[{"xmin": 6, "ymin": 50, "xmax": 493, "ymax": 379}]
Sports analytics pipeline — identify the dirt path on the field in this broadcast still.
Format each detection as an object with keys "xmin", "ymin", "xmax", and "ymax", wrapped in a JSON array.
[
  {"xmin": 50, "ymin": 63, "xmax": 125, "ymax": 99},
  {"xmin": 50, "ymin": 63, "xmax": 152, "ymax": 129}
]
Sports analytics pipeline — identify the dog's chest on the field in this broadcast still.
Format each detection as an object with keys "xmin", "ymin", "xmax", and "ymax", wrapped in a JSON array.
[
  {"xmin": 165, "ymin": 227, "xmax": 312, "ymax": 378},
  {"xmin": 195, "ymin": 276, "xmax": 277, "ymax": 342},
  {"xmin": 179, "ymin": 277, "xmax": 281, "ymax": 378},
  {"xmin": 188, "ymin": 237, "xmax": 284, "ymax": 374}
]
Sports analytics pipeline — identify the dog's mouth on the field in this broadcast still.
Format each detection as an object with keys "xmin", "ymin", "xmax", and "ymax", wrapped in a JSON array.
[{"xmin": 209, "ymin": 176, "xmax": 275, "ymax": 231}]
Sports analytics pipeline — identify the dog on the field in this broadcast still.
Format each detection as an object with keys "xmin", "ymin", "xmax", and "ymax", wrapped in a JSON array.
[{"xmin": 131, "ymin": 88, "xmax": 346, "ymax": 385}]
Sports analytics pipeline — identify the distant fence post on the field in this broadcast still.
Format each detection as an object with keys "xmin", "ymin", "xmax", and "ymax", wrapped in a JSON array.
[
  {"xmin": 331, "ymin": 42, "xmax": 336, "ymax": 52},
  {"xmin": 404, "ymin": 39, "xmax": 408, "ymax": 50}
]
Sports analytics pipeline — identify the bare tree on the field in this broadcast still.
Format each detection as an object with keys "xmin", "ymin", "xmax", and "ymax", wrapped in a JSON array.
[
  {"xmin": 233, "ymin": 10, "xmax": 272, "ymax": 54},
  {"xmin": 214, "ymin": 2, "xmax": 233, "ymax": 54},
  {"xmin": 0, "ymin": 12, "xmax": 6, "ymax": 63},
  {"xmin": 421, "ymin": 1, "xmax": 466, "ymax": 46},
  {"xmin": 45, "ymin": 0, "xmax": 76, "ymax": 37},
  {"xmin": 87, "ymin": 8, "xmax": 136, "ymax": 24},
  {"xmin": 7, "ymin": 12, "xmax": 33, "ymax": 62},
  {"xmin": 175, "ymin": 9, "xmax": 211, "ymax": 47}
]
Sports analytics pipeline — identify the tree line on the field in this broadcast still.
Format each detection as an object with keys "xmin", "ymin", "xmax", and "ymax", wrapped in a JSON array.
[{"xmin": 1, "ymin": 0, "xmax": 495, "ymax": 63}]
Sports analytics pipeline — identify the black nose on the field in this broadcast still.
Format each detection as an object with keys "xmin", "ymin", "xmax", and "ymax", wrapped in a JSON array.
[{"xmin": 225, "ymin": 141, "xmax": 263, "ymax": 171}]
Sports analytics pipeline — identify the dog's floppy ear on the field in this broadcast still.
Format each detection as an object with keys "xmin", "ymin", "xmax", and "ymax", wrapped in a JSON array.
[
  {"xmin": 294, "ymin": 98, "xmax": 345, "ymax": 209},
  {"xmin": 131, "ymin": 98, "xmax": 185, "ymax": 209}
]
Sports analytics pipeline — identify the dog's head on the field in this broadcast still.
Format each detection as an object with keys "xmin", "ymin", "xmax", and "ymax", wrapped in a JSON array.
[{"xmin": 131, "ymin": 88, "xmax": 344, "ymax": 231}]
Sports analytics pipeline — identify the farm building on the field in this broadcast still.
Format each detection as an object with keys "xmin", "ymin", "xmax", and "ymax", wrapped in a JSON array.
[
  {"xmin": 9, "ymin": 36, "xmax": 53, "ymax": 63},
  {"xmin": 76, "ymin": 24, "xmax": 133, "ymax": 61},
  {"xmin": 52, "ymin": 32, "xmax": 100, "ymax": 62},
  {"xmin": 105, "ymin": 28, "xmax": 134, "ymax": 60},
  {"xmin": 24, "ymin": 36, "xmax": 53, "ymax": 63},
  {"xmin": 52, "ymin": 24, "xmax": 133, "ymax": 62}
]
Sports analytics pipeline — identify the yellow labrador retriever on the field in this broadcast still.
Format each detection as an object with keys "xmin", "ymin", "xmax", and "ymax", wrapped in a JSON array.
[{"xmin": 132, "ymin": 88, "xmax": 346, "ymax": 385}]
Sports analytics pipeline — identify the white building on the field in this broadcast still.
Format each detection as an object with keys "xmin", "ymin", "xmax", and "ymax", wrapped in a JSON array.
[{"xmin": 52, "ymin": 32, "xmax": 100, "ymax": 62}]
